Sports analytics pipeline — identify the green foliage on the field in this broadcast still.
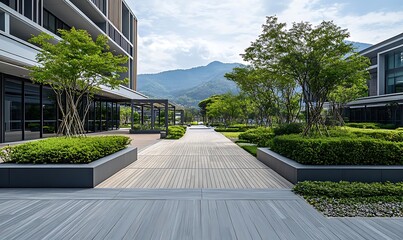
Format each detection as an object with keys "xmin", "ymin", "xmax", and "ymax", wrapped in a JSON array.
[
  {"xmin": 240, "ymin": 145, "xmax": 257, "ymax": 157},
  {"xmin": 293, "ymin": 181, "xmax": 403, "ymax": 198},
  {"xmin": 215, "ymin": 127, "xmax": 241, "ymax": 132},
  {"xmin": 271, "ymin": 134, "xmax": 403, "ymax": 165},
  {"xmin": 120, "ymin": 106, "xmax": 139, "ymax": 125},
  {"xmin": 241, "ymin": 16, "xmax": 370, "ymax": 134},
  {"xmin": 220, "ymin": 132, "xmax": 242, "ymax": 139},
  {"xmin": 345, "ymin": 122, "xmax": 396, "ymax": 129},
  {"xmin": 28, "ymin": 28, "xmax": 128, "ymax": 136},
  {"xmin": 329, "ymin": 127, "xmax": 403, "ymax": 142},
  {"xmin": 215, "ymin": 125, "xmax": 257, "ymax": 132},
  {"xmin": 166, "ymin": 126, "xmax": 187, "ymax": 139},
  {"xmin": 0, "ymin": 136, "xmax": 130, "ymax": 164},
  {"xmin": 238, "ymin": 127, "xmax": 274, "ymax": 147},
  {"xmin": 273, "ymin": 123, "xmax": 304, "ymax": 136}
]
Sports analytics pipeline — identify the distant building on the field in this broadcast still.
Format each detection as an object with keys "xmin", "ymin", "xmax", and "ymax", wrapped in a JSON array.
[
  {"xmin": 0, "ymin": 0, "xmax": 147, "ymax": 143},
  {"xmin": 347, "ymin": 33, "xmax": 403, "ymax": 125}
]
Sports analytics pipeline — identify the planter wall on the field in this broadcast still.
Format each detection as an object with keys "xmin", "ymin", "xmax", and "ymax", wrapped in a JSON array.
[
  {"xmin": 257, "ymin": 148, "xmax": 403, "ymax": 184},
  {"xmin": 0, "ymin": 147, "xmax": 137, "ymax": 188}
]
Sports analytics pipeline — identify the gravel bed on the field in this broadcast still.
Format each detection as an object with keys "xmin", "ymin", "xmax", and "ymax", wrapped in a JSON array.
[{"xmin": 305, "ymin": 197, "xmax": 403, "ymax": 217}]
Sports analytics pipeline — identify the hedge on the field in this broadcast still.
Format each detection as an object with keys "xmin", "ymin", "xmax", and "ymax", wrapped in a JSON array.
[
  {"xmin": 271, "ymin": 134, "xmax": 403, "ymax": 165},
  {"xmin": 329, "ymin": 127, "xmax": 403, "ymax": 142},
  {"xmin": 293, "ymin": 181, "xmax": 403, "ymax": 198},
  {"xmin": 345, "ymin": 122, "xmax": 396, "ymax": 129},
  {"xmin": 238, "ymin": 127, "xmax": 274, "ymax": 147},
  {"xmin": 273, "ymin": 123, "xmax": 304, "ymax": 136},
  {"xmin": 166, "ymin": 126, "xmax": 186, "ymax": 139},
  {"xmin": 0, "ymin": 136, "xmax": 131, "ymax": 164},
  {"xmin": 215, "ymin": 125, "xmax": 257, "ymax": 132}
]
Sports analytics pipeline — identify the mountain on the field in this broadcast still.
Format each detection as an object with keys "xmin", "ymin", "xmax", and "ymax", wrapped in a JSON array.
[
  {"xmin": 137, "ymin": 42, "xmax": 372, "ymax": 107},
  {"xmin": 349, "ymin": 41, "xmax": 372, "ymax": 52},
  {"xmin": 137, "ymin": 61, "xmax": 241, "ymax": 107}
]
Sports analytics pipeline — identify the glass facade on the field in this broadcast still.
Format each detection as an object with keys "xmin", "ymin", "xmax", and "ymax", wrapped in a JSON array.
[
  {"xmin": 91, "ymin": 0, "xmax": 106, "ymax": 15},
  {"xmin": 385, "ymin": 50, "xmax": 403, "ymax": 94},
  {"xmin": 349, "ymin": 106, "xmax": 402, "ymax": 126},
  {"xmin": 43, "ymin": 8, "xmax": 70, "ymax": 35},
  {"xmin": 4, "ymin": 78, "xmax": 23, "ymax": 142},
  {"xmin": 24, "ymin": 82, "xmax": 40, "ymax": 140},
  {"xmin": 0, "ymin": 74, "xmax": 121, "ymax": 143}
]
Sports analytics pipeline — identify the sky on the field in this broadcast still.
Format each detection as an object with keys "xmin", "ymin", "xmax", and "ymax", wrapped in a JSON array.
[{"xmin": 126, "ymin": 0, "xmax": 403, "ymax": 74}]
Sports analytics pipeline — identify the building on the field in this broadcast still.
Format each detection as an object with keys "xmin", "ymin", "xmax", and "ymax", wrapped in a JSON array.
[
  {"xmin": 0, "ymin": 0, "xmax": 150, "ymax": 143},
  {"xmin": 347, "ymin": 33, "xmax": 403, "ymax": 126}
]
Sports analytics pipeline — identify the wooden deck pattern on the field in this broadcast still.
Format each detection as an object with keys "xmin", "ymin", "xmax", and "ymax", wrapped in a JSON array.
[
  {"xmin": 98, "ymin": 127, "xmax": 292, "ymax": 188},
  {"xmin": 0, "ymin": 188, "xmax": 402, "ymax": 240}
]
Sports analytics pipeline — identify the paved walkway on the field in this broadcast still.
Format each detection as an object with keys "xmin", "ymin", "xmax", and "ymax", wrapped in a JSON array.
[
  {"xmin": 0, "ymin": 188, "xmax": 402, "ymax": 239},
  {"xmin": 97, "ymin": 126, "xmax": 292, "ymax": 188},
  {"xmin": 1, "ymin": 126, "xmax": 403, "ymax": 239}
]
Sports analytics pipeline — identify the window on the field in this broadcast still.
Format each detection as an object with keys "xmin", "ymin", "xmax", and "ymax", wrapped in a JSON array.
[
  {"xmin": 24, "ymin": 83, "xmax": 40, "ymax": 140},
  {"xmin": 24, "ymin": 0, "xmax": 32, "ymax": 20},
  {"xmin": 4, "ymin": 79, "xmax": 23, "ymax": 142},
  {"xmin": 0, "ymin": 0, "xmax": 17, "ymax": 11},
  {"xmin": 42, "ymin": 87, "xmax": 57, "ymax": 137},
  {"xmin": 385, "ymin": 50, "xmax": 403, "ymax": 94},
  {"xmin": 43, "ymin": 9, "xmax": 70, "ymax": 35}
]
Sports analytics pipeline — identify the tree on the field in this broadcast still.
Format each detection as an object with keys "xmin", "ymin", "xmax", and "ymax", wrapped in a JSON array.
[
  {"xmin": 242, "ymin": 16, "xmax": 370, "ymax": 134},
  {"xmin": 225, "ymin": 66, "xmax": 300, "ymax": 126},
  {"xmin": 198, "ymin": 95, "xmax": 221, "ymax": 123},
  {"xmin": 120, "ymin": 106, "xmax": 139, "ymax": 125},
  {"xmin": 29, "ymin": 28, "xmax": 128, "ymax": 136},
  {"xmin": 328, "ymin": 80, "xmax": 367, "ymax": 125}
]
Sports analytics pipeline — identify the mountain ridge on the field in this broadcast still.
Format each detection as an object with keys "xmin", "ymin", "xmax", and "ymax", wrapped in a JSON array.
[{"xmin": 137, "ymin": 42, "xmax": 372, "ymax": 107}]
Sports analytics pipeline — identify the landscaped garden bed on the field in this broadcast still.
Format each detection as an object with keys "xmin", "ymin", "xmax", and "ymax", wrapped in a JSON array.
[
  {"xmin": 0, "ymin": 136, "xmax": 137, "ymax": 188},
  {"xmin": 245, "ymin": 124, "xmax": 403, "ymax": 182},
  {"xmin": 166, "ymin": 126, "xmax": 187, "ymax": 139},
  {"xmin": 294, "ymin": 181, "xmax": 403, "ymax": 217}
]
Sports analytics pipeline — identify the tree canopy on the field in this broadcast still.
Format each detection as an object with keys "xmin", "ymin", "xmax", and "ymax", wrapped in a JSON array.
[
  {"xmin": 29, "ymin": 27, "xmax": 128, "ymax": 136},
  {"xmin": 227, "ymin": 16, "xmax": 370, "ymax": 134}
]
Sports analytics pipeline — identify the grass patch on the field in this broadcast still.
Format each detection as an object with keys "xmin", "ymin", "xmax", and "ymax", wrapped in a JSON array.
[
  {"xmin": 294, "ymin": 181, "xmax": 403, "ymax": 217},
  {"xmin": 221, "ymin": 132, "xmax": 242, "ymax": 139},
  {"xmin": 239, "ymin": 145, "xmax": 257, "ymax": 157},
  {"xmin": 0, "ymin": 136, "xmax": 131, "ymax": 164}
]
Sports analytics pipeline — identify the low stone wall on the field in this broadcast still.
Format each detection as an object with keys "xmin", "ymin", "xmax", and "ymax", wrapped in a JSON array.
[
  {"xmin": 0, "ymin": 147, "xmax": 137, "ymax": 188},
  {"xmin": 257, "ymin": 148, "xmax": 403, "ymax": 184}
]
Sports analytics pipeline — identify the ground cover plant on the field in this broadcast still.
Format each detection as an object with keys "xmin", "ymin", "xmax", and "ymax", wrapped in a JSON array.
[
  {"xmin": 166, "ymin": 126, "xmax": 187, "ymax": 139},
  {"xmin": 293, "ymin": 181, "xmax": 403, "ymax": 217},
  {"xmin": 0, "ymin": 136, "xmax": 130, "ymax": 164}
]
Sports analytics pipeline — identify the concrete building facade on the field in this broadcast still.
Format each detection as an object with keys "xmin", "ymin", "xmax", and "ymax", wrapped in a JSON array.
[
  {"xmin": 0, "ymin": 0, "xmax": 146, "ymax": 142},
  {"xmin": 348, "ymin": 33, "xmax": 403, "ymax": 126}
]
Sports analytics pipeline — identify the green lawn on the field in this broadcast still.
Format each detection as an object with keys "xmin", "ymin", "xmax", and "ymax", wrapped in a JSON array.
[
  {"xmin": 220, "ymin": 132, "xmax": 242, "ymax": 139},
  {"xmin": 239, "ymin": 145, "xmax": 257, "ymax": 157}
]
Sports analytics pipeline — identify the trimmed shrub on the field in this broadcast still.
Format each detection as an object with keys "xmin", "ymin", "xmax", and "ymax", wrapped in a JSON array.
[
  {"xmin": 238, "ymin": 127, "xmax": 274, "ymax": 147},
  {"xmin": 215, "ymin": 127, "xmax": 240, "ymax": 132},
  {"xmin": 329, "ymin": 128, "xmax": 403, "ymax": 142},
  {"xmin": 271, "ymin": 134, "xmax": 403, "ymax": 165},
  {"xmin": 0, "ymin": 136, "xmax": 131, "ymax": 164},
  {"xmin": 166, "ymin": 126, "xmax": 186, "ymax": 139},
  {"xmin": 273, "ymin": 123, "xmax": 304, "ymax": 136},
  {"xmin": 293, "ymin": 181, "xmax": 403, "ymax": 198},
  {"xmin": 345, "ymin": 122, "xmax": 397, "ymax": 130}
]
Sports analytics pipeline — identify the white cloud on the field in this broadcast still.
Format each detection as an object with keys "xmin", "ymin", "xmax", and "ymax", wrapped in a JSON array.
[{"xmin": 127, "ymin": 0, "xmax": 403, "ymax": 73}]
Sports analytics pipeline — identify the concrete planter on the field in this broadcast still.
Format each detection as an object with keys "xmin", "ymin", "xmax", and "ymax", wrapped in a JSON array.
[
  {"xmin": 0, "ymin": 147, "xmax": 137, "ymax": 188},
  {"xmin": 257, "ymin": 148, "xmax": 403, "ymax": 184}
]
